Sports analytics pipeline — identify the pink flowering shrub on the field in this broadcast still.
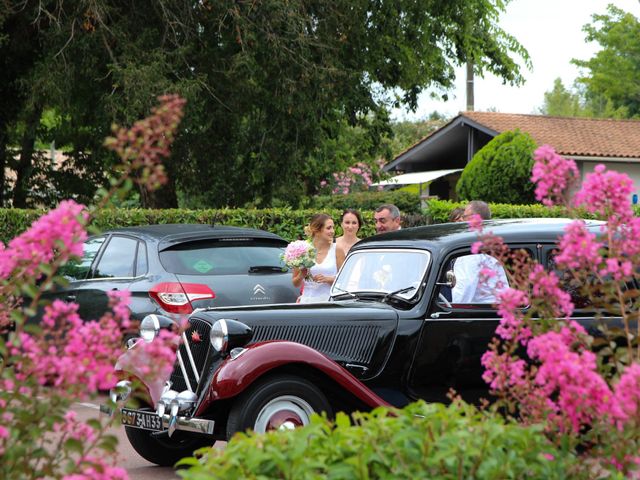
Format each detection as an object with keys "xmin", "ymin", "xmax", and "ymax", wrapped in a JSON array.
[
  {"xmin": 0, "ymin": 95, "xmax": 185, "ymax": 479},
  {"xmin": 319, "ymin": 161, "xmax": 386, "ymax": 194},
  {"xmin": 475, "ymin": 145, "xmax": 640, "ymax": 476}
]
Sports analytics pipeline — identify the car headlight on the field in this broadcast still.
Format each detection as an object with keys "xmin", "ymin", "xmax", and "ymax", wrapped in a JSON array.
[
  {"xmin": 210, "ymin": 319, "xmax": 229, "ymax": 352},
  {"xmin": 140, "ymin": 314, "xmax": 161, "ymax": 343},
  {"xmin": 209, "ymin": 319, "xmax": 253, "ymax": 354}
]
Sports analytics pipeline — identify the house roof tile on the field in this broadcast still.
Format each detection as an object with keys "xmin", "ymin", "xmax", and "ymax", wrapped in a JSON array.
[{"xmin": 461, "ymin": 111, "xmax": 640, "ymax": 159}]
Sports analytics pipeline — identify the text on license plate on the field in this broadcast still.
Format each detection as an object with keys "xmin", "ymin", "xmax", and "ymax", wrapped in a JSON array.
[{"xmin": 121, "ymin": 408, "xmax": 164, "ymax": 431}]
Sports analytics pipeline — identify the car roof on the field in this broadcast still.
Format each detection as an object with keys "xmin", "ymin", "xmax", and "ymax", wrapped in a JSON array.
[
  {"xmin": 352, "ymin": 218, "xmax": 605, "ymax": 253},
  {"xmin": 104, "ymin": 224, "xmax": 287, "ymax": 250}
]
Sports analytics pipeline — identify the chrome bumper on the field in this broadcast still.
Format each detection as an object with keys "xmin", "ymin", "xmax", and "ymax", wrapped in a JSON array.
[
  {"xmin": 146, "ymin": 411, "xmax": 215, "ymax": 435},
  {"xmin": 100, "ymin": 404, "xmax": 215, "ymax": 436}
]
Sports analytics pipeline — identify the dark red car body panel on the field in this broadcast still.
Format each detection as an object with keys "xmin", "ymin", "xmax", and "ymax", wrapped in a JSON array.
[{"xmin": 194, "ymin": 340, "xmax": 391, "ymax": 416}]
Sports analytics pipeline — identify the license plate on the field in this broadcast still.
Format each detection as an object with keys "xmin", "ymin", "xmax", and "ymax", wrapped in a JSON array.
[{"xmin": 121, "ymin": 408, "xmax": 164, "ymax": 432}]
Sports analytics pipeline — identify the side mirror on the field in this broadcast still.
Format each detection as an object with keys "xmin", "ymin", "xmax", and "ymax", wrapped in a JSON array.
[{"xmin": 435, "ymin": 270, "xmax": 456, "ymax": 288}]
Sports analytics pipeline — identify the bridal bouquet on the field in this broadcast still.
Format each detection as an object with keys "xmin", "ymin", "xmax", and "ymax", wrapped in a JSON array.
[{"xmin": 282, "ymin": 240, "xmax": 317, "ymax": 273}]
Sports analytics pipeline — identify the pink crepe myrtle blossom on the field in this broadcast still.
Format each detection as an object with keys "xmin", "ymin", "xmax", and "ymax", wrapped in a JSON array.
[
  {"xmin": 529, "ymin": 264, "xmax": 574, "ymax": 319},
  {"xmin": 599, "ymin": 257, "xmax": 634, "ymax": 281},
  {"xmin": 467, "ymin": 213, "xmax": 484, "ymax": 232},
  {"xmin": 325, "ymin": 162, "xmax": 383, "ymax": 194},
  {"xmin": 117, "ymin": 328, "xmax": 179, "ymax": 382},
  {"xmin": 63, "ymin": 456, "xmax": 128, "ymax": 480},
  {"xmin": 0, "ymin": 200, "xmax": 87, "ymax": 279},
  {"xmin": 481, "ymin": 350, "xmax": 529, "ymax": 391},
  {"xmin": 573, "ymin": 164, "xmax": 634, "ymax": 224},
  {"xmin": 527, "ymin": 324, "xmax": 613, "ymax": 433},
  {"xmin": 104, "ymin": 94, "xmax": 186, "ymax": 190},
  {"xmin": 611, "ymin": 363, "xmax": 640, "ymax": 426},
  {"xmin": 108, "ymin": 289, "xmax": 132, "ymax": 329},
  {"xmin": 0, "ymin": 95, "xmax": 188, "ymax": 479},
  {"xmin": 8, "ymin": 295, "xmax": 131, "ymax": 396},
  {"xmin": 531, "ymin": 145, "xmax": 579, "ymax": 207},
  {"xmin": 495, "ymin": 288, "xmax": 530, "ymax": 343},
  {"xmin": 615, "ymin": 217, "xmax": 640, "ymax": 259},
  {"xmin": 555, "ymin": 220, "xmax": 603, "ymax": 271},
  {"xmin": 53, "ymin": 411, "xmax": 98, "ymax": 444}
]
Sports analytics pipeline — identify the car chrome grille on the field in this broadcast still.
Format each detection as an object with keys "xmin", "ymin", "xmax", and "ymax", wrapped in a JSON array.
[
  {"xmin": 169, "ymin": 318, "xmax": 211, "ymax": 392},
  {"xmin": 250, "ymin": 324, "xmax": 380, "ymax": 364}
]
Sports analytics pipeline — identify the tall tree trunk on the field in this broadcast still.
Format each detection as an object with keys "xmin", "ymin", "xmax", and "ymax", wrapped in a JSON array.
[
  {"xmin": 0, "ymin": 131, "xmax": 7, "ymax": 207},
  {"xmin": 13, "ymin": 104, "xmax": 42, "ymax": 208},
  {"xmin": 466, "ymin": 61, "xmax": 474, "ymax": 112},
  {"xmin": 139, "ymin": 174, "xmax": 178, "ymax": 208}
]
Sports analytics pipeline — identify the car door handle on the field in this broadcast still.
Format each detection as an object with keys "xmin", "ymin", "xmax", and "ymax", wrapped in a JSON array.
[
  {"xmin": 65, "ymin": 295, "xmax": 76, "ymax": 302},
  {"xmin": 345, "ymin": 363, "xmax": 369, "ymax": 373}
]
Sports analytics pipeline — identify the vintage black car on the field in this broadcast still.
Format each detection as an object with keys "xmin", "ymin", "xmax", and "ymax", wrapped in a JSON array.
[{"xmin": 109, "ymin": 218, "xmax": 608, "ymax": 466}]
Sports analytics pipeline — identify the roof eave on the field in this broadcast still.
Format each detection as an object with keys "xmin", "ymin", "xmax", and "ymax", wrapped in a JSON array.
[
  {"xmin": 385, "ymin": 113, "xmax": 501, "ymax": 171},
  {"xmin": 570, "ymin": 155, "xmax": 640, "ymax": 163}
]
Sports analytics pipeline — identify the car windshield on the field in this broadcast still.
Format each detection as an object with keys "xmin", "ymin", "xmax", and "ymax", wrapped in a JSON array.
[{"xmin": 332, "ymin": 248, "xmax": 431, "ymax": 300}]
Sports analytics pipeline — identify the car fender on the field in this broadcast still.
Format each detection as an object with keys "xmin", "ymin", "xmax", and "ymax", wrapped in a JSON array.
[
  {"xmin": 195, "ymin": 340, "xmax": 391, "ymax": 415},
  {"xmin": 114, "ymin": 344, "xmax": 167, "ymax": 407}
]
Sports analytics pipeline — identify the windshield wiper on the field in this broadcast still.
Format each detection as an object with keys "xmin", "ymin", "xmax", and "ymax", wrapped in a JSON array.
[
  {"xmin": 248, "ymin": 266, "xmax": 286, "ymax": 273},
  {"xmin": 382, "ymin": 286, "xmax": 417, "ymax": 303},
  {"xmin": 331, "ymin": 286, "xmax": 356, "ymax": 299}
]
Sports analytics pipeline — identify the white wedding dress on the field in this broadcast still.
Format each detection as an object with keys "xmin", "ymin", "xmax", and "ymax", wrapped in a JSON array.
[{"xmin": 298, "ymin": 243, "xmax": 337, "ymax": 303}]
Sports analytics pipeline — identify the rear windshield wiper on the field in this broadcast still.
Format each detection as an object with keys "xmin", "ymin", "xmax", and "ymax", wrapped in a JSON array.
[{"xmin": 248, "ymin": 265, "xmax": 287, "ymax": 273}]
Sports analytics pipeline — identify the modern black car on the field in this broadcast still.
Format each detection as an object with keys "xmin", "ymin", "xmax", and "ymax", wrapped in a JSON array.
[
  {"xmin": 50, "ymin": 224, "xmax": 300, "ymax": 323},
  {"xmin": 109, "ymin": 218, "xmax": 614, "ymax": 466}
]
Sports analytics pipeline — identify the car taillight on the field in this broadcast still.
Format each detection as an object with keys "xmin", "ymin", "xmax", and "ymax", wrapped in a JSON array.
[{"xmin": 149, "ymin": 282, "xmax": 216, "ymax": 314}]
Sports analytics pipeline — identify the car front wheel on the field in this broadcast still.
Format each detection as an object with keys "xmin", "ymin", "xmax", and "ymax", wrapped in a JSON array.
[{"xmin": 226, "ymin": 374, "xmax": 332, "ymax": 438}]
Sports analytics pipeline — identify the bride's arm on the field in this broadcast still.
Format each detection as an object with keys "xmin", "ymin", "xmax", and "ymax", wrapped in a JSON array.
[{"xmin": 292, "ymin": 267, "xmax": 307, "ymax": 288}]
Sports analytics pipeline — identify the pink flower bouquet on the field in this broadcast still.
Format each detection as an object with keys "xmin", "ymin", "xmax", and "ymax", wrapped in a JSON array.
[{"xmin": 282, "ymin": 240, "xmax": 317, "ymax": 272}]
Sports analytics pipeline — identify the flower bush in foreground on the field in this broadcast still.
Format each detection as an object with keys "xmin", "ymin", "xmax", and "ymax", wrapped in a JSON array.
[
  {"xmin": 178, "ymin": 401, "xmax": 582, "ymax": 480},
  {"xmin": 478, "ymin": 145, "xmax": 640, "ymax": 477},
  {"xmin": 0, "ymin": 95, "xmax": 186, "ymax": 479}
]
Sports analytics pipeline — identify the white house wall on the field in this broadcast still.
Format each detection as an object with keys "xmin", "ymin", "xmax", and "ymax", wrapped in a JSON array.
[{"xmin": 578, "ymin": 160, "xmax": 640, "ymax": 204}]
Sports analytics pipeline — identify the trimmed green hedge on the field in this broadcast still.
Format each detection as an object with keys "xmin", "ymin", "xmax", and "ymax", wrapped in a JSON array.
[
  {"xmin": 177, "ymin": 401, "xmax": 580, "ymax": 479},
  {"xmin": 311, "ymin": 190, "xmax": 422, "ymax": 214},
  {"xmin": 7, "ymin": 197, "xmax": 630, "ymax": 245},
  {"xmin": 0, "ymin": 207, "xmax": 430, "ymax": 244},
  {"xmin": 424, "ymin": 199, "xmax": 578, "ymax": 224}
]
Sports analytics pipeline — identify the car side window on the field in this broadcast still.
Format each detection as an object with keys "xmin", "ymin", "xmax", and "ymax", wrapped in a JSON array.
[
  {"xmin": 93, "ymin": 236, "xmax": 138, "ymax": 279},
  {"xmin": 547, "ymin": 252, "xmax": 592, "ymax": 309},
  {"xmin": 436, "ymin": 249, "xmax": 530, "ymax": 309},
  {"xmin": 59, "ymin": 236, "xmax": 107, "ymax": 281}
]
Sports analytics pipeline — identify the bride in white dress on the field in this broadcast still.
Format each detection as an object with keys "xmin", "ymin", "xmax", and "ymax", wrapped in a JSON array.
[{"xmin": 291, "ymin": 213, "xmax": 345, "ymax": 303}]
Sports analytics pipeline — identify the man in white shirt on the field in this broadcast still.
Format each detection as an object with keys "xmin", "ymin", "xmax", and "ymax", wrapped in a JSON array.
[
  {"xmin": 451, "ymin": 200, "xmax": 507, "ymax": 304},
  {"xmin": 452, "ymin": 254, "xmax": 507, "ymax": 303}
]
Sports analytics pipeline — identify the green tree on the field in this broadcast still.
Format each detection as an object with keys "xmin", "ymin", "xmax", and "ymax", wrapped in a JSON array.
[
  {"xmin": 456, "ymin": 130, "xmax": 536, "ymax": 204},
  {"xmin": 573, "ymin": 5, "xmax": 640, "ymax": 118},
  {"xmin": 539, "ymin": 78, "xmax": 585, "ymax": 117},
  {"xmin": 3, "ymin": 0, "xmax": 530, "ymax": 209},
  {"xmin": 386, "ymin": 114, "xmax": 449, "ymax": 156}
]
